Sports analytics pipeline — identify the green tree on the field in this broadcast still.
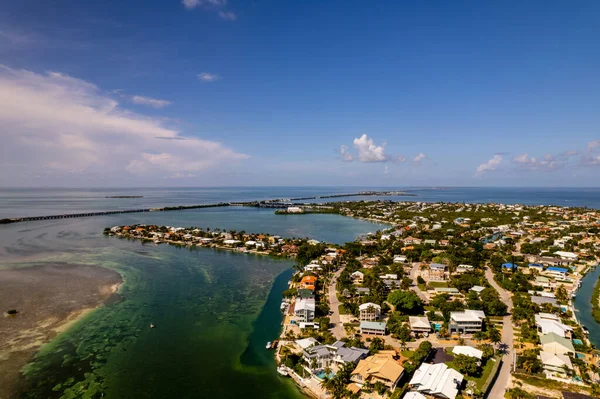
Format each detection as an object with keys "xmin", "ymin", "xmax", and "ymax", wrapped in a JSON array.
[
  {"xmin": 387, "ymin": 290, "xmax": 423, "ymax": 315},
  {"xmin": 453, "ymin": 354, "xmax": 478, "ymax": 376}
]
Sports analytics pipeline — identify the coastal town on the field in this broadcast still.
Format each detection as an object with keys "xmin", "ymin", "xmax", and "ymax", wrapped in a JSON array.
[{"xmin": 108, "ymin": 200, "xmax": 600, "ymax": 399}]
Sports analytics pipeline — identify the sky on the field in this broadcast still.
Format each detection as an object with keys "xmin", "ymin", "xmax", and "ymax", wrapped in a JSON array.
[{"xmin": 1, "ymin": 0, "xmax": 599, "ymax": 187}]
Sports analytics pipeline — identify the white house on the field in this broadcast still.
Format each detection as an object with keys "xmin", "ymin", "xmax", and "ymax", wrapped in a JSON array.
[
  {"xmin": 554, "ymin": 251, "xmax": 578, "ymax": 261},
  {"xmin": 540, "ymin": 351, "xmax": 573, "ymax": 377},
  {"xmin": 359, "ymin": 303, "xmax": 382, "ymax": 321},
  {"xmin": 295, "ymin": 297, "xmax": 316, "ymax": 323},
  {"xmin": 287, "ymin": 206, "xmax": 303, "ymax": 213},
  {"xmin": 394, "ymin": 255, "xmax": 408, "ymax": 263},
  {"xmin": 409, "ymin": 316, "xmax": 431, "ymax": 334},
  {"xmin": 535, "ymin": 314, "xmax": 573, "ymax": 338},
  {"xmin": 448, "ymin": 310, "xmax": 485, "ymax": 335},
  {"xmin": 452, "ymin": 346, "xmax": 483, "ymax": 360},
  {"xmin": 409, "ymin": 363, "xmax": 464, "ymax": 399},
  {"xmin": 359, "ymin": 321, "xmax": 386, "ymax": 336}
]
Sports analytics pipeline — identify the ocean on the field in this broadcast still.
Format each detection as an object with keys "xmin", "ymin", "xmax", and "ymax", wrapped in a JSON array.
[{"xmin": 1, "ymin": 186, "xmax": 599, "ymax": 398}]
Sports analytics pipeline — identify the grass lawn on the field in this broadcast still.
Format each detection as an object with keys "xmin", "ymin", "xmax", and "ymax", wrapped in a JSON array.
[
  {"xmin": 418, "ymin": 283, "xmax": 426, "ymax": 291},
  {"xmin": 428, "ymin": 281, "xmax": 449, "ymax": 288},
  {"xmin": 446, "ymin": 358, "xmax": 496, "ymax": 390},
  {"xmin": 401, "ymin": 350, "xmax": 414, "ymax": 359}
]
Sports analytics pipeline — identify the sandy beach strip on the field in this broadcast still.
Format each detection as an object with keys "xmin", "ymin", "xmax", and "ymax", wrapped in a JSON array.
[{"xmin": 0, "ymin": 263, "xmax": 122, "ymax": 399}]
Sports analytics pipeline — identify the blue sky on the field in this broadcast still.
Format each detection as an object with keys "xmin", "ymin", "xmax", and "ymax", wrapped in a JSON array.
[{"xmin": 1, "ymin": 0, "xmax": 599, "ymax": 187}]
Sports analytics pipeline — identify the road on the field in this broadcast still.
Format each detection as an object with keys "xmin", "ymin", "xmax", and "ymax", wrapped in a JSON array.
[
  {"xmin": 485, "ymin": 267, "xmax": 514, "ymax": 399},
  {"xmin": 409, "ymin": 263, "xmax": 428, "ymax": 302},
  {"xmin": 328, "ymin": 267, "xmax": 345, "ymax": 339}
]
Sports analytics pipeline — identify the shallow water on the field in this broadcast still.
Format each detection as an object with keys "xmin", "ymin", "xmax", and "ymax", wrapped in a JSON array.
[{"xmin": 1, "ymin": 207, "xmax": 385, "ymax": 398}]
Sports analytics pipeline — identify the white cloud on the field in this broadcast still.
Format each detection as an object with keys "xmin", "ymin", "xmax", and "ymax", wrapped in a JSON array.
[
  {"xmin": 587, "ymin": 140, "xmax": 600, "ymax": 151},
  {"xmin": 396, "ymin": 155, "xmax": 407, "ymax": 163},
  {"xmin": 475, "ymin": 154, "xmax": 503, "ymax": 176},
  {"xmin": 182, "ymin": 0, "xmax": 227, "ymax": 10},
  {"xmin": 512, "ymin": 153, "xmax": 561, "ymax": 171},
  {"xmin": 339, "ymin": 145, "xmax": 353, "ymax": 162},
  {"xmin": 197, "ymin": 72, "xmax": 221, "ymax": 82},
  {"xmin": 0, "ymin": 65, "xmax": 248, "ymax": 182},
  {"xmin": 413, "ymin": 152, "xmax": 426, "ymax": 163},
  {"xmin": 352, "ymin": 134, "xmax": 387, "ymax": 163},
  {"xmin": 383, "ymin": 165, "xmax": 389, "ymax": 175},
  {"xmin": 218, "ymin": 10, "xmax": 237, "ymax": 20},
  {"xmin": 131, "ymin": 95, "xmax": 171, "ymax": 108}
]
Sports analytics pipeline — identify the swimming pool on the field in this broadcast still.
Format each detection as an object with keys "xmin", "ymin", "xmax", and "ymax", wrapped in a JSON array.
[{"xmin": 315, "ymin": 371, "xmax": 336, "ymax": 380}]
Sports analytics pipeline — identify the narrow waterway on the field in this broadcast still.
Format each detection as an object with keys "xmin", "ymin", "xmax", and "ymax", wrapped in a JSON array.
[{"xmin": 573, "ymin": 265, "xmax": 600, "ymax": 347}]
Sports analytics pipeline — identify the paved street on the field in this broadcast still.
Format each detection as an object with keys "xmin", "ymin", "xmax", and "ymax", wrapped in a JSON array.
[
  {"xmin": 328, "ymin": 267, "xmax": 345, "ymax": 339},
  {"xmin": 485, "ymin": 267, "xmax": 514, "ymax": 399}
]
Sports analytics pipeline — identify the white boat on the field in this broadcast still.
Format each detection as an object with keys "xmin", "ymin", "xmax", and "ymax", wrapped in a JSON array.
[
  {"xmin": 266, "ymin": 341, "xmax": 272, "ymax": 349},
  {"xmin": 150, "ymin": 323, "xmax": 155, "ymax": 328},
  {"xmin": 277, "ymin": 366, "xmax": 289, "ymax": 376}
]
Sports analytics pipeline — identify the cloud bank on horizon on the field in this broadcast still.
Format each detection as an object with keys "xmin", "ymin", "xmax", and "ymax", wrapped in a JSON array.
[{"xmin": 0, "ymin": 65, "xmax": 248, "ymax": 183}]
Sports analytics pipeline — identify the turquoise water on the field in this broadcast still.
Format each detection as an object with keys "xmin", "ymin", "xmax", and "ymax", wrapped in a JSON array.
[
  {"xmin": 0, "ymin": 206, "xmax": 386, "ymax": 398},
  {"xmin": 573, "ymin": 266, "xmax": 600, "ymax": 347}
]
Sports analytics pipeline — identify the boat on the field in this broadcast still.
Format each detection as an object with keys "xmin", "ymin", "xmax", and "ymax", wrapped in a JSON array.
[
  {"xmin": 582, "ymin": 326, "xmax": 590, "ymax": 335},
  {"xmin": 266, "ymin": 341, "xmax": 272, "ymax": 349},
  {"xmin": 277, "ymin": 366, "xmax": 289, "ymax": 376},
  {"xmin": 150, "ymin": 323, "xmax": 155, "ymax": 328}
]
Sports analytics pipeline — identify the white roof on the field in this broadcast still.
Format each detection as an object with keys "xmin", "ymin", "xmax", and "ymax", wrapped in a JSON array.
[
  {"xmin": 535, "ymin": 318, "xmax": 572, "ymax": 338},
  {"xmin": 452, "ymin": 346, "xmax": 483, "ymax": 360},
  {"xmin": 409, "ymin": 316, "xmax": 431, "ymax": 329},
  {"xmin": 540, "ymin": 351, "xmax": 573, "ymax": 369},
  {"xmin": 223, "ymin": 239, "xmax": 241, "ymax": 244},
  {"xmin": 470, "ymin": 285, "xmax": 485, "ymax": 293},
  {"xmin": 450, "ymin": 310, "xmax": 485, "ymax": 322},
  {"xmin": 295, "ymin": 297, "xmax": 316, "ymax": 312},
  {"xmin": 554, "ymin": 251, "xmax": 578, "ymax": 259},
  {"xmin": 295, "ymin": 337, "xmax": 319, "ymax": 349},
  {"xmin": 409, "ymin": 363, "xmax": 463, "ymax": 399},
  {"xmin": 404, "ymin": 393, "xmax": 427, "ymax": 399},
  {"xmin": 359, "ymin": 302, "xmax": 381, "ymax": 311}
]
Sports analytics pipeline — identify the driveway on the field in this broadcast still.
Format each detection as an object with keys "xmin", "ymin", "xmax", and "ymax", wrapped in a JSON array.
[
  {"xmin": 409, "ymin": 263, "xmax": 428, "ymax": 302},
  {"xmin": 485, "ymin": 267, "xmax": 514, "ymax": 399},
  {"xmin": 328, "ymin": 267, "xmax": 345, "ymax": 339}
]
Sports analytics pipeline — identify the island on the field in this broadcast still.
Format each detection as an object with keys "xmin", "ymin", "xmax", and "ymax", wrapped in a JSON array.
[{"xmin": 106, "ymin": 199, "xmax": 600, "ymax": 399}]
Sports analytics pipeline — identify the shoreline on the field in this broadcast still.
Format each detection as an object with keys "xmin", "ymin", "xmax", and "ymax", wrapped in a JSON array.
[{"xmin": 0, "ymin": 264, "xmax": 123, "ymax": 399}]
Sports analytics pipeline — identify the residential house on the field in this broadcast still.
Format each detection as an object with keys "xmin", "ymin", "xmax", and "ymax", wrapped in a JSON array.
[
  {"xmin": 554, "ymin": 251, "xmax": 578, "ymax": 261},
  {"xmin": 427, "ymin": 263, "xmax": 447, "ymax": 281},
  {"xmin": 448, "ymin": 310, "xmax": 485, "ymax": 335},
  {"xmin": 351, "ymin": 351, "xmax": 404, "ymax": 390},
  {"xmin": 543, "ymin": 267, "xmax": 569, "ymax": 279},
  {"xmin": 394, "ymin": 255, "xmax": 408, "ymax": 263},
  {"xmin": 295, "ymin": 297, "xmax": 316, "ymax": 323},
  {"xmin": 540, "ymin": 332, "xmax": 575, "ymax": 355},
  {"xmin": 382, "ymin": 279, "xmax": 402, "ymax": 291},
  {"xmin": 359, "ymin": 303, "xmax": 381, "ymax": 321},
  {"xmin": 501, "ymin": 263, "xmax": 518, "ymax": 271},
  {"xmin": 360, "ymin": 321, "xmax": 386, "ymax": 336},
  {"xmin": 540, "ymin": 351, "xmax": 573, "ymax": 377},
  {"xmin": 452, "ymin": 346, "xmax": 482, "ymax": 360},
  {"xmin": 404, "ymin": 237, "xmax": 422, "ymax": 245},
  {"xmin": 535, "ymin": 315, "xmax": 573, "ymax": 339},
  {"xmin": 409, "ymin": 363, "xmax": 464, "ymax": 399},
  {"xmin": 379, "ymin": 273, "xmax": 398, "ymax": 280},
  {"xmin": 302, "ymin": 341, "xmax": 369, "ymax": 372},
  {"xmin": 299, "ymin": 275, "xmax": 317, "ymax": 291},
  {"xmin": 470, "ymin": 286, "xmax": 485, "ymax": 295},
  {"xmin": 423, "ymin": 239, "xmax": 437, "ymax": 246},
  {"xmin": 356, "ymin": 287, "xmax": 371, "ymax": 296},
  {"xmin": 530, "ymin": 296, "xmax": 559, "ymax": 308},
  {"xmin": 351, "ymin": 271, "xmax": 364, "ymax": 283},
  {"xmin": 409, "ymin": 316, "xmax": 431, "ymax": 335},
  {"xmin": 456, "ymin": 264, "xmax": 474, "ymax": 274},
  {"xmin": 295, "ymin": 337, "xmax": 319, "ymax": 350}
]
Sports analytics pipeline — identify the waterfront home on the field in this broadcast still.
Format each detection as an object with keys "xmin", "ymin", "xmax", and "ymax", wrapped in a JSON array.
[
  {"xmin": 295, "ymin": 337, "xmax": 319, "ymax": 350},
  {"xmin": 223, "ymin": 239, "xmax": 241, "ymax": 246},
  {"xmin": 299, "ymin": 275, "xmax": 317, "ymax": 291},
  {"xmin": 427, "ymin": 263, "xmax": 447, "ymax": 281},
  {"xmin": 302, "ymin": 341, "xmax": 369, "ymax": 373},
  {"xmin": 408, "ymin": 362, "xmax": 464, "ymax": 399},
  {"xmin": 540, "ymin": 332, "xmax": 575, "ymax": 356},
  {"xmin": 359, "ymin": 303, "xmax": 381, "ymax": 321},
  {"xmin": 351, "ymin": 351, "xmax": 404, "ymax": 390},
  {"xmin": 540, "ymin": 351, "xmax": 573, "ymax": 377},
  {"xmin": 543, "ymin": 267, "xmax": 569, "ymax": 279},
  {"xmin": 409, "ymin": 316, "xmax": 431, "ymax": 335},
  {"xmin": 448, "ymin": 310, "xmax": 485, "ymax": 335},
  {"xmin": 554, "ymin": 251, "xmax": 578, "ymax": 261},
  {"xmin": 294, "ymin": 297, "xmax": 316, "ymax": 323},
  {"xmin": 452, "ymin": 346, "xmax": 483, "ymax": 360},
  {"xmin": 404, "ymin": 393, "xmax": 427, "ymax": 399},
  {"xmin": 530, "ymin": 296, "xmax": 558, "ymax": 308},
  {"xmin": 360, "ymin": 321, "xmax": 386, "ymax": 336},
  {"xmin": 287, "ymin": 206, "xmax": 303, "ymax": 213},
  {"xmin": 535, "ymin": 314, "xmax": 573, "ymax": 338}
]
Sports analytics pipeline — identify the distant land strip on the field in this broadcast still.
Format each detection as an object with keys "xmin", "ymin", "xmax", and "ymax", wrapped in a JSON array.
[{"xmin": 0, "ymin": 191, "xmax": 415, "ymax": 224}]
